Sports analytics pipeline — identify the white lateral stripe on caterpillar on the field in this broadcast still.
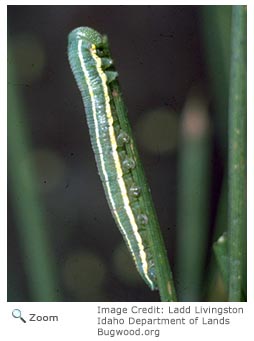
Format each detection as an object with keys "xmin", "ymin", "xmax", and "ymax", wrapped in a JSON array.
[{"xmin": 77, "ymin": 39, "xmax": 153, "ymax": 288}]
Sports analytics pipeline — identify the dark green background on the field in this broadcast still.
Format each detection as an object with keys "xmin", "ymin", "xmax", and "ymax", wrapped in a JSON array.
[{"xmin": 8, "ymin": 5, "xmax": 231, "ymax": 301}]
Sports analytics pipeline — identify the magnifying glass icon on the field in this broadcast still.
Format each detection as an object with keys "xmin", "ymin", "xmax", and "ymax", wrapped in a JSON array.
[{"xmin": 12, "ymin": 309, "xmax": 26, "ymax": 323}]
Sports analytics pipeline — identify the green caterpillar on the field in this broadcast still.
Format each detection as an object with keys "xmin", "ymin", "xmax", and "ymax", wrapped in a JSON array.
[{"xmin": 68, "ymin": 27, "xmax": 157, "ymax": 290}]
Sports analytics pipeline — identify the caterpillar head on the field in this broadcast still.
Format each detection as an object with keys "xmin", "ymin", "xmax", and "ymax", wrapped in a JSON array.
[{"xmin": 68, "ymin": 26, "xmax": 103, "ymax": 47}]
